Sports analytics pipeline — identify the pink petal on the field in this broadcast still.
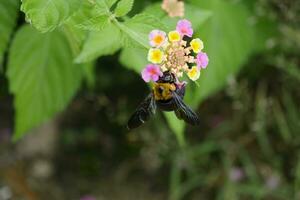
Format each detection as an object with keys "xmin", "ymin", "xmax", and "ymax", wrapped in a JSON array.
[
  {"xmin": 149, "ymin": 30, "xmax": 157, "ymax": 39},
  {"xmin": 149, "ymin": 30, "xmax": 166, "ymax": 47},
  {"xmin": 151, "ymin": 74, "xmax": 159, "ymax": 82},
  {"xmin": 196, "ymin": 52, "xmax": 209, "ymax": 69},
  {"xmin": 176, "ymin": 19, "xmax": 193, "ymax": 37},
  {"xmin": 178, "ymin": 19, "xmax": 192, "ymax": 27},
  {"xmin": 141, "ymin": 69, "xmax": 151, "ymax": 82},
  {"xmin": 141, "ymin": 64, "xmax": 162, "ymax": 82}
]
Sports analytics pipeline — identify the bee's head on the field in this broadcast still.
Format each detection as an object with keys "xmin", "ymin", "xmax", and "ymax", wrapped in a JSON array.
[{"xmin": 158, "ymin": 71, "xmax": 176, "ymax": 83}]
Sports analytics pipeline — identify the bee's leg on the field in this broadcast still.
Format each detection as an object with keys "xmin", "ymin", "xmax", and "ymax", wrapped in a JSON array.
[{"xmin": 176, "ymin": 82, "xmax": 186, "ymax": 99}]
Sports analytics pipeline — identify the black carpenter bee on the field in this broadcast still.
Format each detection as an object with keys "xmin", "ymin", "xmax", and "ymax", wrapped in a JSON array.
[{"xmin": 127, "ymin": 71, "xmax": 200, "ymax": 129}]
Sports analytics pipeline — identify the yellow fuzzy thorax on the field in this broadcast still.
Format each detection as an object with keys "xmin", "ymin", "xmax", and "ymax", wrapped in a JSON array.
[{"xmin": 153, "ymin": 83, "xmax": 176, "ymax": 101}]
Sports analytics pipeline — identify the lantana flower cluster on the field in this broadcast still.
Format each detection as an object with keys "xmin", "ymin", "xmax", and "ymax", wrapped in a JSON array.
[{"xmin": 141, "ymin": 19, "xmax": 209, "ymax": 83}]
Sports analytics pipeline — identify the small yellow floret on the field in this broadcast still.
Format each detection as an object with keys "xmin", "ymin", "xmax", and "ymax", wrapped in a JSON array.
[
  {"xmin": 148, "ymin": 48, "xmax": 164, "ymax": 64},
  {"xmin": 190, "ymin": 38, "xmax": 204, "ymax": 53},
  {"xmin": 168, "ymin": 31, "xmax": 181, "ymax": 42},
  {"xmin": 153, "ymin": 35, "xmax": 163, "ymax": 45},
  {"xmin": 187, "ymin": 66, "xmax": 200, "ymax": 81}
]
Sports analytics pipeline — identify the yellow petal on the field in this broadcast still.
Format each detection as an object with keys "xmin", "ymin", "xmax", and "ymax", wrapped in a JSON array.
[
  {"xmin": 168, "ymin": 31, "xmax": 181, "ymax": 42},
  {"xmin": 190, "ymin": 38, "xmax": 204, "ymax": 53},
  {"xmin": 187, "ymin": 66, "xmax": 200, "ymax": 81},
  {"xmin": 147, "ymin": 48, "xmax": 164, "ymax": 64}
]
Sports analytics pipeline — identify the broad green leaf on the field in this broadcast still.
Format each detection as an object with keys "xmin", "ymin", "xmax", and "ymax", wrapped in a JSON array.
[
  {"xmin": 21, "ymin": 0, "xmax": 81, "ymax": 32},
  {"xmin": 164, "ymin": 112, "xmax": 186, "ymax": 147},
  {"xmin": 7, "ymin": 25, "xmax": 82, "ymax": 140},
  {"xmin": 62, "ymin": 22, "xmax": 87, "ymax": 56},
  {"xmin": 75, "ymin": 23, "xmax": 122, "ymax": 63},
  {"xmin": 82, "ymin": 62, "xmax": 96, "ymax": 88},
  {"xmin": 63, "ymin": 1, "xmax": 111, "ymax": 54},
  {"xmin": 67, "ymin": 0, "xmax": 112, "ymax": 31},
  {"xmin": 114, "ymin": 0, "xmax": 134, "ymax": 17},
  {"xmin": 95, "ymin": 0, "xmax": 118, "ymax": 11},
  {"xmin": 105, "ymin": 0, "xmax": 118, "ymax": 8},
  {"xmin": 117, "ymin": 14, "xmax": 167, "ymax": 49},
  {"xmin": 62, "ymin": 24, "xmax": 95, "ymax": 87},
  {"xmin": 74, "ymin": 15, "xmax": 110, "ymax": 31},
  {"xmin": 119, "ymin": 48, "xmax": 147, "ymax": 72},
  {"xmin": 0, "ymin": 0, "xmax": 19, "ymax": 69},
  {"xmin": 186, "ymin": 0, "xmax": 255, "ymax": 107}
]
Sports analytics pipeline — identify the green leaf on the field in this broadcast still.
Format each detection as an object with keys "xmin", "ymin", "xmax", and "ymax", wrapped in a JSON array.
[
  {"xmin": 75, "ymin": 23, "xmax": 122, "ymax": 63},
  {"xmin": 0, "ymin": 0, "xmax": 19, "ymax": 69},
  {"xmin": 114, "ymin": 0, "xmax": 134, "ymax": 17},
  {"xmin": 66, "ymin": 0, "xmax": 113, "ymax": 31},
  {"xmin": 62, "ymin": 22, "xmax": 95, "ymax": 87},
  {"xmin": 95, "ymin": 0, "xmax": 118, "ymax": 11},
  {"xmin": 119, "ymin": 48, "xmax": 147, "ymax": 72},
  {"xmin": 164, "ymin": 112, "xmax": 186, "ymax": 147},
  {"xmin": 7, "ymin": 25, "xmax": 82, "ymax": 140},
  {"xmin": 62, "ymin": 24, "xmax": 95, "ymax": 86},
  {"xmin": 74, "ymin": 15, "xmax": 110, "ymax": 31},
  {"xmin": 105, "ymin": 0, "xmax": 118, "ymax": 8},
  {"xmin": 186, "ymin": 0, "xmax": 255, "ymax": 107},
  {"xmin": 82, "ymin": 62, "xmax": 96, "ymax": 88},
  {"xmin": 116, "ymin": 14, "xmax": 167, "ymax": 49},
  {"xmin": 21, "ymin": 0, "xmax": 81, "ymax": 32},
  {"xmin": 62, "ymin": 23, "xmax": 88, "ymax": 56}
]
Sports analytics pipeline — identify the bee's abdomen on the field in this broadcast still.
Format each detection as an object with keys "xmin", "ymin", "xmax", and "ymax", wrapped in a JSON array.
[{"xmin": 156, "ymin": 99, "xmax": 176, "ymax": 111}]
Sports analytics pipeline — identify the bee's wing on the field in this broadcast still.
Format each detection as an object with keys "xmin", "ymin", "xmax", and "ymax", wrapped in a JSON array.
[
  {"xmin": 172, "ymin": 91, "xmax": 200, "ymax": 125},
  {"xmin": 127, "ymin": 93, "xmax": 156, "ymax": 130}
]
